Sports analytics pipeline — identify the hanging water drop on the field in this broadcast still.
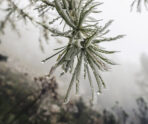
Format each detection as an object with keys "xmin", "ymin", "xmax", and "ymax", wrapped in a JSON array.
[
  {"xmin": 41, "ymin": 61, "xmax": 45, "ymax": 64},
  {"xmin": 97, "ymin": 91, "xmax": 101, "ymax": 96}
]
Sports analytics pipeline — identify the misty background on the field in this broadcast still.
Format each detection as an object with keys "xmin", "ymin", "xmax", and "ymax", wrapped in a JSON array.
[{"xmin": 0, "ymin": 0, "xmax": 148, "ymax": 117}]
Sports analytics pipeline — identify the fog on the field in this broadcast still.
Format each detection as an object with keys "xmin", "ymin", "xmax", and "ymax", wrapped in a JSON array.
[{"xmin": 1, "ymin": 0, "xmax": 148, "ymax": 115}]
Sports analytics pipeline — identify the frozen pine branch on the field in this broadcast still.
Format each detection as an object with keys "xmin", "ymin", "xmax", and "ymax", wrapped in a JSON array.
[{"xmin": 0, "ymin": 0, "xmax": 124, "ymax": 103}]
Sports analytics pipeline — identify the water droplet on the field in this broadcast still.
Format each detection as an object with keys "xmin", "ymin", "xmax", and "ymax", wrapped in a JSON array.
[
  {"xmin": 45, "ymin": 75, "xmax": 50, "ymax": 80},
  {"xmin": 41, "ymin": 61, "xmax": 45, "ymax": 64},
  {"xmin": 97, "ymin": 91, "xmax": 101, "ymax": 96}
]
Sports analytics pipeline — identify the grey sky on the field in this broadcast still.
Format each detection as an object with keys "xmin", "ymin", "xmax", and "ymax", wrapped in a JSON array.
[{"xmin": 101, "ymin": 0, "xmax": 148, "ymax": 65}]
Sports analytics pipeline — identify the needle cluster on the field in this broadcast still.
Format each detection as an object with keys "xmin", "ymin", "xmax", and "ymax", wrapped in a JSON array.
[{"xmin": 0, "ymin": 0, "xmax": 124, "ymax": 103}]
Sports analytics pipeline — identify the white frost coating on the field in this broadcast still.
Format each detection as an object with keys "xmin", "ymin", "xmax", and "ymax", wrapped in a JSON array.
[
  {"xmin": 62, "ymin": 9, "xmax": 76, "ymax": 28},
  {"xmin": 76, "ymin": 39, "xmax": 83, "ymax": 48},
  {"xmin": 79, "ymin": 31, "xmax": 86, "ymax": 39}
]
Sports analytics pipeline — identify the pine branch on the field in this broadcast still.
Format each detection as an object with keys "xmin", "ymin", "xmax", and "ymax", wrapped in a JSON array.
[{"xmin": 0, "ymin": 0, "xmax": 124, "ymax": 103}]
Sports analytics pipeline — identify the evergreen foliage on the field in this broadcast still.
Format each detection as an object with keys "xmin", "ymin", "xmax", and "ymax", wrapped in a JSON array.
[
  {"xmin": 0, "ymin": 0, "xmax": 124, "ymax": 103},
  {"xmin": 131, "ymin": 0, "xmax": 148, "ymax": 12}
]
